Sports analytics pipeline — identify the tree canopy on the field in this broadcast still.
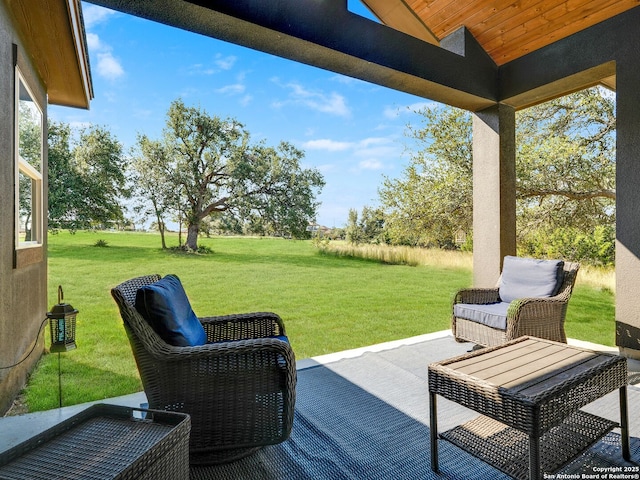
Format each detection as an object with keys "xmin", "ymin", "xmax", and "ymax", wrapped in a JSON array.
[
  {"xmin": 48, "ymin": 122, "xmax": 129, "ymax": 231},
  {"xmin": 130, "ymin": 136, "xmax": 176, "ymax": 248},
  {"xmin": 379, "ymin": 106, "xmax": 472, "ymax": 249},
  {"xmin": 132, "ymin": 99, "xmax": 325, "ymax": 249},
  {"xmin": 377, "ymin": 87, "xmax": 616, "ymax": 264}
]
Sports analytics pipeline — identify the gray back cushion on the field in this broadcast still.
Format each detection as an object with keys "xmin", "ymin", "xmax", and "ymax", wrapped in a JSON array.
[{"xmin": 498, "ymin": 256, "xmax": 564, "ymax": 303}]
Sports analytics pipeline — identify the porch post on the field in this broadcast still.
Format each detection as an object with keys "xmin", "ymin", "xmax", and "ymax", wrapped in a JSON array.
[
  {"xmin": 615, "ymin": 59, "xmax": 640, "ymax": 359},
  {"xmin": 471, "ymin": 104, "xmax": 516, "ymax": 287}
]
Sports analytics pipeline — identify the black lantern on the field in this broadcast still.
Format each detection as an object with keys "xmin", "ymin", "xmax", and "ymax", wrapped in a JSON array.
[
  {"xmin": 47, "ymin": 285, "xmax": 78, "ymax": 353},
  {"xmin": 47, "ymin": 286, "xmax": 78, "ymax": 408}
]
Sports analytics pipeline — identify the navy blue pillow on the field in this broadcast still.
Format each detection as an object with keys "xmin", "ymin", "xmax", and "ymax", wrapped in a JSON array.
[{"xmin": 134, "ymin": 274, "xmax": 207, "ymax": 347}]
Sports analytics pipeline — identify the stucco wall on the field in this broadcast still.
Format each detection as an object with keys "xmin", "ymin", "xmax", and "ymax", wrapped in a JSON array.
[{"xmin": 0, "ymin": 2, "xmax": 48, "ymax": 415}]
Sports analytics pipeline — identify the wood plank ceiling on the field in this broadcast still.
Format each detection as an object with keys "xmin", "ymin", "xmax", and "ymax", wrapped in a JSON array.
[
  {"xmin": 362, "ymin": 0, "xmax": 639, "ymax": 66},
  {"xmin": 8, "ymin": 0, "xmax": 93, "ymax": 107}
]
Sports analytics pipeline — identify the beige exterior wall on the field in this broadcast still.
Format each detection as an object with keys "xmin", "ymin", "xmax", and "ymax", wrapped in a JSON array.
[{"xmin": 0, "ymin": 2, "xmax": 48, "ymax": 415}]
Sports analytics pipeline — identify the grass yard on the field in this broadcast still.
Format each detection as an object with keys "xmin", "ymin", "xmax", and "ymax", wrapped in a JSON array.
[{"xmin": 23, "ymin": 231, "xmax": 615, "ymax": 412}]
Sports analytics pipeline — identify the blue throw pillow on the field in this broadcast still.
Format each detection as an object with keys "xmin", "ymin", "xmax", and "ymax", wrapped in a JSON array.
[
  {"xmin": 134, "ymin": 274, "xmax": 207, "ymax": 347},
  {"xmin": 498, "ymin": 256, "xmax": 564, "ymax": 303}
]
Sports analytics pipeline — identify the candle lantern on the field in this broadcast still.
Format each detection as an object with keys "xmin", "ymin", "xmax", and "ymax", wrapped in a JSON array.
[{"xmin": 47, "ymin": 285, "xmax": 78, "ymax": 353}]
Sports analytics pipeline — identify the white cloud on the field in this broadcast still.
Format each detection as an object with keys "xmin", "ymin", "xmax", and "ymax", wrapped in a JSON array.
[
  {"xmin": 359, "ymin": 137, "xmax": 390, "ymax": 148},
  {"xmin": 320, "ymin": 93, "xmax": 350, "ymax": 116},
  {"xmin": 97, "ymin": 52, "xmax": 124, "ymax": 80},
  {"xmin": 272, "ymin": 80, "xmax": 351, "ymax": 117},
  {"xmin": 383, "ymin": 106, "xmax": 401, "ymax": 119},
  {"xmin": 302, "ymin": 136, "xmax": 394, "ymax": 155},
  {"xmin": 214, "ymin": 54, "xmax": 237, "ymax": 70},
  {"xmin": 82, "ymin": 5, "xmax": 117, "ymax": 28},
  {"xmin": 357, "ymin": 145, "xmax": 397, "ymax": 159},
  {"xmin": 215, "ymin": 84, "xmax": 245, "ymax": 95},
  {"xmin": 83, "ymin": 6, "xmax": 124, "ymax": 81},
  {"xmin": 188, "ymin": 64, "xmax": 217, "ymax": 75},
  {"xmin": 240, "ymin": 95, "xmax": 253, "ymax": 107},
  {"xmin": 358, "ymin": 159, "xmax": 384, "ymax": 170},
  {"xmin": 302, "ymin": 139, "xmax": 353, "ymax": 151},
  {"xmin": 301, "ymin": 136, "xmax": 400, "ymax": 174},
  {"xmin": 188, "ymin": 56, "xmax": 238, "ymax": 76},
  {"xmin": 85, "ymin": 32, "xmax": 101, "ymax": 51},
  {"xmin": 355, "ymin": 138, "xmax": 398, "ymax": 159}
]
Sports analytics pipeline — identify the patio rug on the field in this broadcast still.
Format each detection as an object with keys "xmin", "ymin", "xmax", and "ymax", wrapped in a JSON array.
[{"xmin": 190, "ymin": 338, "xmax": 640, "ymax": 480}]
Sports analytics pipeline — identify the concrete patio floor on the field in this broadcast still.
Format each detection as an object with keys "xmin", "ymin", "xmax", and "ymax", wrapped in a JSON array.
[{"xmin": 1, "ymin": 330, "xmax": 639, "ymax": 477}]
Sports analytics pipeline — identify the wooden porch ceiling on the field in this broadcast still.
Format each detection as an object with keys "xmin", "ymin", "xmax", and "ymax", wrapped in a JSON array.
[
  {"xmin": 6, "ymin": 0, "xmax": 93, "ymax": 108},
  {"xmin": 83, "ymin": 0, "xmax": 640, "ymax": 109},
  {"xmin": 362, "ymin": 0, "xmax": 639, "ymax": 67}
]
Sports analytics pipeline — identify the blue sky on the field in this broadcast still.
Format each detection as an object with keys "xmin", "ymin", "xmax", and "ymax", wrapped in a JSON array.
[{"xmin": 50, "ymin": 1, "xmax": 435, "ymax": 228}]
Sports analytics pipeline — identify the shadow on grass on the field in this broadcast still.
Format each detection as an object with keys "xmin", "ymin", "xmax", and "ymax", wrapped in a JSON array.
[{"xmin": 50, "ymin": 241, "xmax": 380, "ymax": 270}]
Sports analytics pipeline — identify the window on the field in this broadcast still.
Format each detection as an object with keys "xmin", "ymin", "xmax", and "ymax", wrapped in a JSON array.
[{"xmin": 15, "ymin": 68, "xmax": 43, "ymax": 252}]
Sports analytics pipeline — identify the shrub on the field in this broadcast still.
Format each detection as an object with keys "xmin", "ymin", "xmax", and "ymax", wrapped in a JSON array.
[
  {"xmin": 518, "ymin": 225, "xmax": 614, "ymax": 266},
  {"xmin": 169, "ymin": 244, "xmax": 214, "ymax": 255}
]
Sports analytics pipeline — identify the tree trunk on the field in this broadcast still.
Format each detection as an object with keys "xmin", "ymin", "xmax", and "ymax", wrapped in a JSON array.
[
  {"xmin": 186, "ymin": 223, "xmax": 199, "ymax": 250},
  {"xmin": 158, "ymin": 222, "xmax": 167, "ymax": 249},
  {"xmin": 178, "ymin": 208, "xmax": 183, "ymax": 246},
  {"xmin": 155, "ymin": 213, "xmax": 167, "ymax": 249}
]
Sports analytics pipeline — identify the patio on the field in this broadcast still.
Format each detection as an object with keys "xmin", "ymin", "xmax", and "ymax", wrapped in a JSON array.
[{"xmin": 2, "ymin": 331, "xmax": 638, "ymax": 479}]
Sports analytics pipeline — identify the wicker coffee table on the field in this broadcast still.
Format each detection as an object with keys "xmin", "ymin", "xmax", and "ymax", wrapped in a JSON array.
[{"xmin": 428, "ymin": 336, "xmax": 629, "ymax": 480}]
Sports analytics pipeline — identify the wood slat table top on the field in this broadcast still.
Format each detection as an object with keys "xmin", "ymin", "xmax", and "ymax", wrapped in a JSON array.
[{"xmin": 431, "ymin": 337, "xmax": 625, "ymax": 399}]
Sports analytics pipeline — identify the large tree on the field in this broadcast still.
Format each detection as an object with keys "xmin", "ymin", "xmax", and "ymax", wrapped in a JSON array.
[
  {"xmin": 379, "ymin": 106, "xmax": 472, "ymax": 248},
  {"xmin": 130, "ymin": 136, "xmax": 177, "ymax": 248},
  {"xmin": 379, "ymin": 87, "xmax": 616, "ymax": 261},
  {"xmin": 515, "ymin": 88, "xmax": 616, "ymax": 234},
  {"xmin": 48, "ymin": 122, "xmax": 129, "ymax": 231},
  {"xmin": 231, "ymin": 140, "xmax": 325, "ymax": 238},
  {"xmin": 135, "ymin": 99, "xmax": 325, "ymax": 249},
  {"xmin": 345, "ymin": 206, "xmax": 385, "ymax": 244}
]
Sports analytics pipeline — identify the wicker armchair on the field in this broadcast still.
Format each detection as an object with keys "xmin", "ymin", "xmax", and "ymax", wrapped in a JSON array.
[
  {"xmin": 452, "ymin": 260, "xmax": 580, "ymax": 348},
  {"xmin": 111, "ymin": 274, "xmax": 296, "ymax": 465}
]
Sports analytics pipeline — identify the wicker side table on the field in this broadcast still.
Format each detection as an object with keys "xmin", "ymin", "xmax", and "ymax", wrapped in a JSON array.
[
  {"xmin": 0, "ymin": 404, "xmax": 190, "ymax": 480},
  {"xmin": 428, "ymin": 336, "xmax": 629, "ymax": 480}
]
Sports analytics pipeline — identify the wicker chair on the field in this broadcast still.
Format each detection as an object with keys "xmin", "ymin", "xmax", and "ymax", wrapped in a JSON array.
[
  {"xmin": 452, "ymin": 260, "xmax": 580, "ymax": 348},
  {"xmin": 111, "ymin": 274, "xmax": 296, "ymax": 465}
]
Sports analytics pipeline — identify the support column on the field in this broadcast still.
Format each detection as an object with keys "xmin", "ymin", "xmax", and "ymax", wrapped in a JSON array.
[
  {"xmin": 615, "ymin": 59, "xmax": 640, "ymax": 359},
  {"xmin": 472, "ymin": 104, "xmax": 517, "ymax": 287}
]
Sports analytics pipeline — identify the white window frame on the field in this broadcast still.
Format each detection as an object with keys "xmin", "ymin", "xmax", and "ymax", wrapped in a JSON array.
[{"xmin": 15, "ymin": 67, "xmax": 44, "ymax": 250}]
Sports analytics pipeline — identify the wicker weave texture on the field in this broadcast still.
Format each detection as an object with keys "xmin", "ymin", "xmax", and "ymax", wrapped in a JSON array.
[
  {"xmin": 111, "ymin": 275, "xmax": 297, "ymax": 465},
  {"xmin": 442, "ymin": 411, "xmax": 617, "ymax": 480},
  {"xmin": 0, "ymin": 404, "xmax": 190, "ymax": 480},
  {"xmin": 452, "ymin": 261, "xmax": 580, "ymax": 347}
]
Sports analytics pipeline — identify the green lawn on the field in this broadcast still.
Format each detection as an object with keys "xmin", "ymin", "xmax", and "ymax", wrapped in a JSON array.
[{"xmin": 23, "ymin": 231, "xmax": 615, "ymax": 412}]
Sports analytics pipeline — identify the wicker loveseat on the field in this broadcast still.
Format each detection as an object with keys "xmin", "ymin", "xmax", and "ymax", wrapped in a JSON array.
[
  {"xmin": 452, "ymin": 256, "xmax": 580, "ymax": 348},
  {"xmin": 111, "ymin": 274, "xmax": 296, "ymax": 465}
]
